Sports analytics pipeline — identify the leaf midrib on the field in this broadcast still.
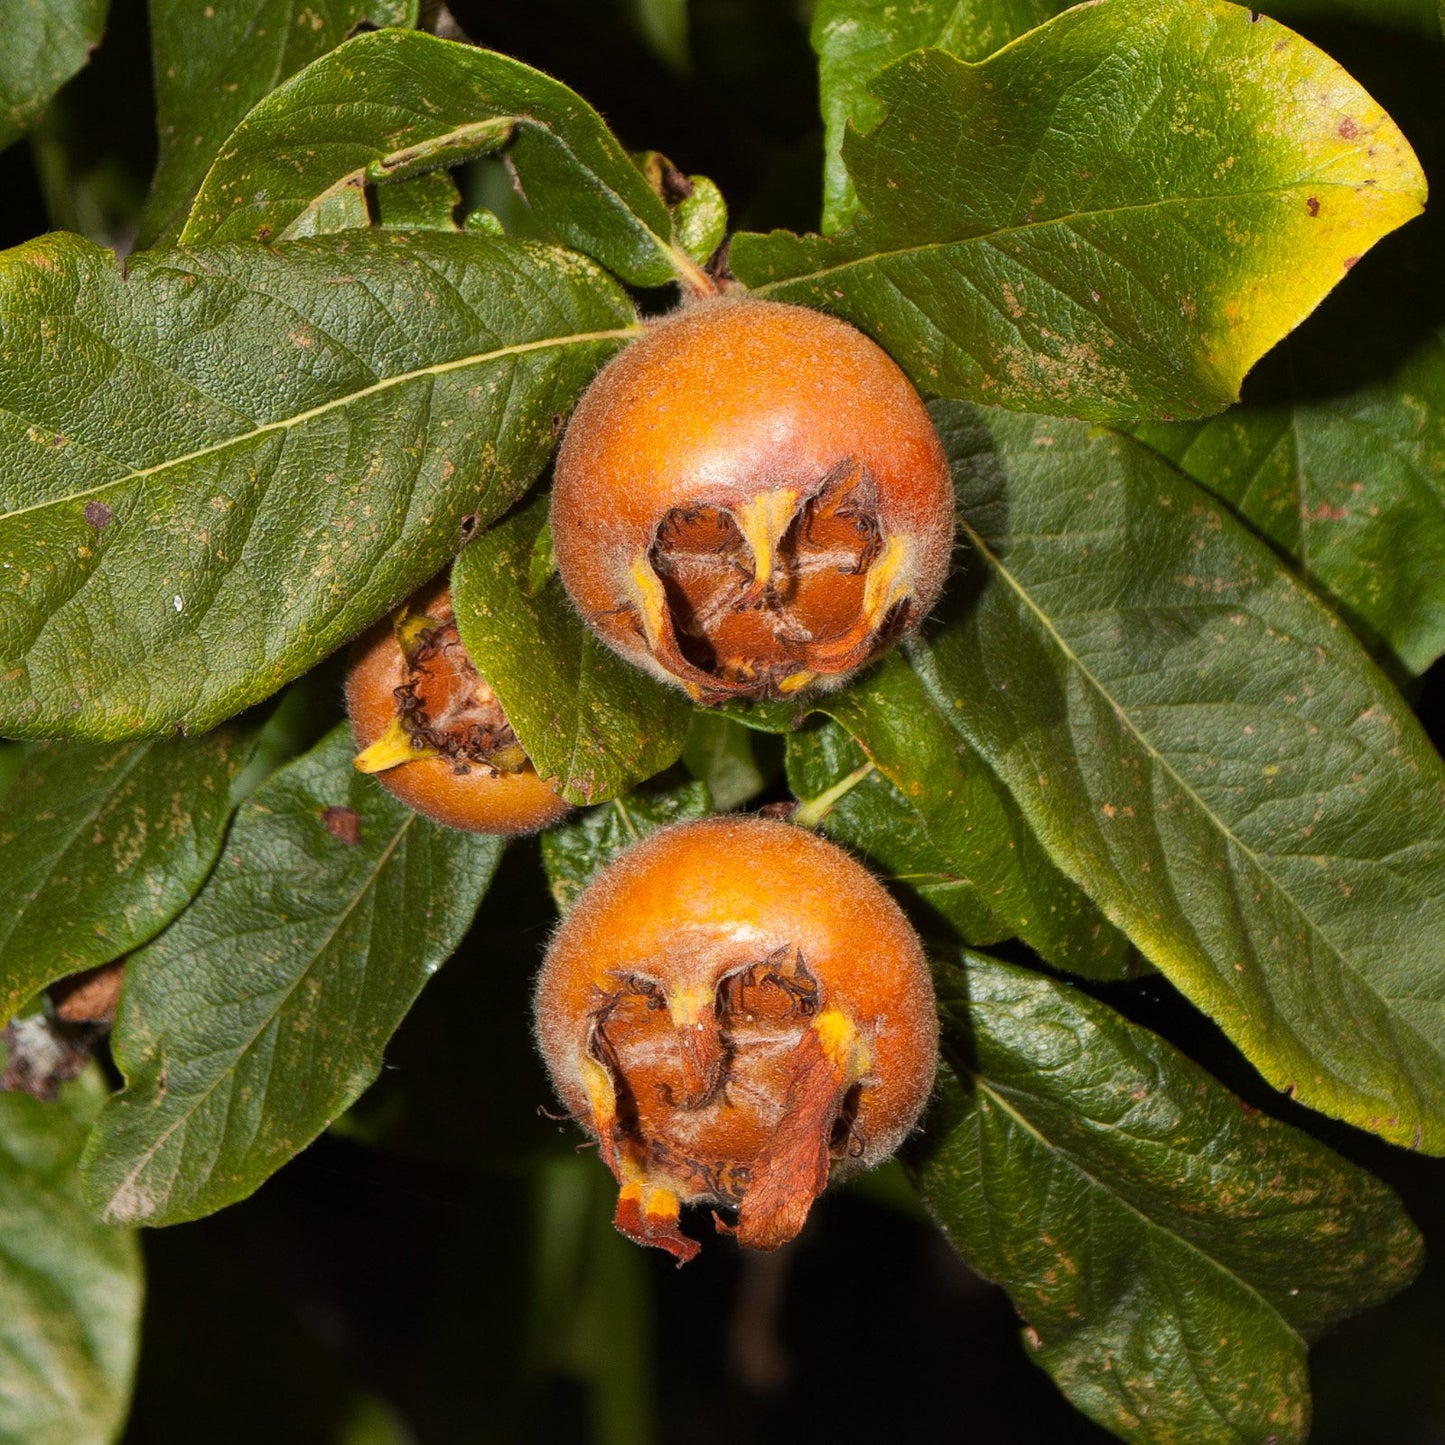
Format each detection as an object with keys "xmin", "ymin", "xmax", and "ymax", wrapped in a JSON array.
[
  {"xmin": 949, "ymin": 1041, "xmax": 1305, "ymax": 1350},
  {"xmin": 101, "ymin": 807, "xmax": 416, "ymax": 1222},
  {"xmin": 950, "ymin": 509, "xmax": 1444, "ymax": 1090},
  {"xmin": 0, "ymin": 326, "xmax": 641, "ymax": 525},
  {"xmin": 749, "ymin": 177, "xmax": 1414, "ymax": 295}
]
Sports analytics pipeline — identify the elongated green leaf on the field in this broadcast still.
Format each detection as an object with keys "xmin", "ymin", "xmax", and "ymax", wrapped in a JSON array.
[
  {"xmin": 0, "ymin": 0, "xmax": 107, "ymax": 153},
  {"xmin": 180, "ymin": 28, "xmax": 708, "ymax": 291},
  {"xmin": 1133, "ymin": 341, "xmax": 1445, "ymax": 679},
  {"xmin": 79, "ymin": 725, "xmax": 502, "ymax": 1225},
  {"xmin": 541, "ymin": 778, "xmax": 711, "ymax": 914},
  {"xmin": 812, "ymin": 654, "xmax": 1132, "ymax": 978},
  {"xmin": 0, "ymin": 1058, "xmax": 142, "ymax": 1445},
  {"xmin": 913, "ymin": 956, "xmax": 1422, "ymax": 1445},
  {"xmin": 0, "ymin": 727, "xmax": 254, "ymax": 1027},
  {"xmin": 915, "ymin": 399, "xmax": 1445, "ymax": 1151},
  {"xmin": 0, "ymin": 228, "xmax": 637, "ymax": 740},
  {"xmin": 735, "ymin": 0, "xmax": 1425, "ymax": 420},
  {"xmin": 141, "ymin": 0, "xmax": 416, "ymax": 248},
  {"xmin": 681, "ymin": 712, "xmax": 775, "ymax": 813},
  {"xmin": 452, "ymin": 493, "xmax": 693, "ymax": 806},
  {"xmin": 812, "ymin": 0, "xmax": 1071, "ymax": 233},
  {"xmin": 787, "ymin": 717, "xmax": 1009, "ymax": 947}
]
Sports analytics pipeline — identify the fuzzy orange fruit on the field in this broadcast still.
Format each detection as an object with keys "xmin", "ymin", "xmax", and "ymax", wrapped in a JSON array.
[
  {"xmin": 551, "ymin": 297, "xmax": 954, "ymax": 703},
  {"xmin": 346, "ymin": 580, "xmax": 570, "ymax": 835},
  {"xmin": 534, "ymin": 816, "xmax": 937, "ymax": 1262}
]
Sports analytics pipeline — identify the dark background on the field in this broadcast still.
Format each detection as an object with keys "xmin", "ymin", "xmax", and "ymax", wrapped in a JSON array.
[{"xmin": 3, "ymin": 2, "xmax": 1442, "ymax": 1441}]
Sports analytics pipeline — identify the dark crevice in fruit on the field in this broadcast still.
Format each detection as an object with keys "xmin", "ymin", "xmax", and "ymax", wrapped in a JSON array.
[
  {"xmin": 582, "ymin": 943, "xmax": 854, "ymax": 1243},
  {"xmin": 393, "ymin": 620, "xmax": 524, "ymax": 773},
  {"xmin": 645, "ymin": 459, "xmax": 900, "ymax": 699}
]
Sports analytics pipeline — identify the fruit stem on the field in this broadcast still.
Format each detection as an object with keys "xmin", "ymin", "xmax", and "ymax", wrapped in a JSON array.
[
  {"xmin": 793, "ymin": 761, "xmax": 877, "ymax": 830},
  {"xmin": 669, "ymin": 245, "xmax": 721, "ymax": 299}
]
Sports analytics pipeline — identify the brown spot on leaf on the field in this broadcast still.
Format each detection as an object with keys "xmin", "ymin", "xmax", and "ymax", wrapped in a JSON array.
[
  {"xmin": 1343, "ymin": 255, "xmax": 1361, "ymax": 270},
  {"xmin": 1338, "ymin": 117, "xmax": 1359, "ymax": 140},
  {"xmin": 84, "ymin": 500, "xmax": 113, "ymax": 529},
  {"xmin": 322, "ymin": 805, "xmax": 362, "ymax": 844},
  {"xmin": 1305, "ymin": 197, "xmax": 1319, "ymax": 217}
]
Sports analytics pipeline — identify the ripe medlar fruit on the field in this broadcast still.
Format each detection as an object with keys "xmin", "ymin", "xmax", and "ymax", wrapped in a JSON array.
[
  {"xmin": 534, "ymin": 816, "xmax": 937, "ymax": 1262},
  {"xmin": 346, "ymin": 580, "xmax": 569, "ymax": 835},
  {"xmin": 551, "ymin": 297, "xmax": 955, "ymax": 703}
]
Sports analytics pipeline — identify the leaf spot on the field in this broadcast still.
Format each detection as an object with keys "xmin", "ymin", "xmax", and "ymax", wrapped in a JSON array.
[{"xmin": 322, "ymin": 805, "xmax": 363, "ymax": 845}]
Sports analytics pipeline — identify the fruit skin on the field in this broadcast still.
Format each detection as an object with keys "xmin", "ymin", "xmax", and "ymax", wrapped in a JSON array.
[
  {"xmin": 346, "ymin": 580, "xmax": 570, "ymax": 836},
  {"xmin": 534, "ymin": 815, "xmax": 937, "ymax": 1262},
  {"xmin": 551, "ymin": 296, "xmax": 955, "ymax": 703}
]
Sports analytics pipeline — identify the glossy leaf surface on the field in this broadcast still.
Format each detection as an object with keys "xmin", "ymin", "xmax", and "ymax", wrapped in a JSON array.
[
  {"xmin": 0, "ymin": 1059, "xmax": 142, "ymax": 1445},
  {"xmin": 141, "ymin": 0, "xmax": 416, "ymax": 247},
  {"xmin": 0, "ymin": 229, "xmax": 636, "ymax": 739},
  {"xmin": 80, "ymin": 725, "xmax": 502, "ymax": 1225},
  {"xmin": 452, "ymin": 494, "xmax": 693, "ymax": 806},
  {"xmin": 735, "ymin": 0, "xmax": 1425, "ymax": 420},
  {"xmin": 916, "ymin": 399, "xmax": 1445, "ymax": 1151},
  {"xmin": 0, "ymin": 728, "xmax": 253, "ymax": 1026},
  {"xmin": 811, "ymin": 0, "xmax": 1070, "ymax": 233},
  {"xmin": 913, "ymin": 955, "xmax": 1422, "ymax": 1445},
  {"xmin": 180, "ymin": 28, "xmax": 706, "ymax": 290}
]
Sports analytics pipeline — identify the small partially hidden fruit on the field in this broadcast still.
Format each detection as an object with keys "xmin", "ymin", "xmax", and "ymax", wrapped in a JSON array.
[
  {"xmin": 346, "ymin": 579, "xmax": 569, "ymax": 835},
  {"xmin": 551, "ymin": 296, "xmax": 955, "ymax": 703},
  {"xmin": 534, "ymin": 816, "xmax": 937, "ymax": 1262}
]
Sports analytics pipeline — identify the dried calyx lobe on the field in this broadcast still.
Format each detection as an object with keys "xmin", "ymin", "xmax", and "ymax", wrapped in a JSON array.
[
  {"xmin": 587, "ymin": 939, "xmax": 874, "ymax": 1263},
  {"xmin": 648, "ymin": 457, "xmax": 911, "ymax": 701},
  {"xmin": 395, "ymin": 622, "xmax": 520, "ymax": 770},
  {"xmin": 375, "ymin": 611, "xmax": 526, "ymax": 776}
]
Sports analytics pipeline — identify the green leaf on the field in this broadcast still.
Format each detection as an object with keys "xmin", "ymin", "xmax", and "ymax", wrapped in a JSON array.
[
  {"xmin": 0, "ymin": 727, "xmax": 255, "ymax": 1028},
  {"xmin": 671, "ymin": 175, "xmax": 726, "ymax": 268},
  {"xmin": 0, "ymin": 0, "xmax": 108, "ymax": 154},
  {"xmin": 451, "ymin": 492, "xmax": 693, "ymax": 806},
  {"xmin": 0, "ymin": 228, "xmax": 637, "ymax": 740},
  {"xmin": 140, "ymin": 0, "xmax": 417, "ymax": 249},
  {"xmin": 180, "ymin": 28, "xmax": 710, "ymax": 292},
  {"xmin": 812, "ymin": 0, "xmax": 1072, "ymax": 233},
  {"xmin": 735, "ymin": 0, "xmax": 1425, "ymax": 421},
  {"xmin": 629, "ymin": 0, "xmax": 690, "ymax": 72},
  {"xmin": 788, "ymin": 716, "xmax": 1008, "ymax": 947},
  {"xmin": 1132, "ymin": 343, "xmax": 1445, "ymax": 679},
  {"xmin": 916, "ymin": 399, "xmax": 1445, "ymax": 1151},
  {"xmin": 374, "ymin": 169, "xmax": 463, "ymax": 232},
  {"xmin": 0, "ymin": 1059, "xmax": 142, "ymax": 1445},
  {"xmin": 79, "ymin": 725, "xmax": 502, "ymax": 1225},
  {"xmin": 541, "ymin": 777, "xmax": 711, "ymax": 914},
  {"xmin": 912, "ymin": 955, "xmax": 1423, "ymax": 1445},
  {"xmin": 681, "ymin": 712, "xmax": 776, "ymax": 812},
  {"xmin": 805, "ymin": 653, "xmax": 1133, "ymax": 978}
]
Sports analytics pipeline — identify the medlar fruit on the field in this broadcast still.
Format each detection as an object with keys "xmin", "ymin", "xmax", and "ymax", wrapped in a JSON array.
[
  {"xmin": 551, "ymin": 297, "xmax": 954, "ymax": 703},
  {"xmin": 534, "ymin": 816, "xmax": 937, "ymax": 1262},
  {"xmin": 346, "ymin": 580, "xmax": 569, "ymax": 835}
]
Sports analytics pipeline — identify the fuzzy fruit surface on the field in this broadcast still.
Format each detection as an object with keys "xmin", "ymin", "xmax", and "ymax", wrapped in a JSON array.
[
  {"xmin": 346, "ymin": 580, "xmax": 569, "ymax": 835},
  {"xmin": 551, "ymin": 297, "xmax": 955, "ymax": 703},
  {"xmin": 534, "ymin": 816, "xmax": 938, "ymax": 1262}
]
